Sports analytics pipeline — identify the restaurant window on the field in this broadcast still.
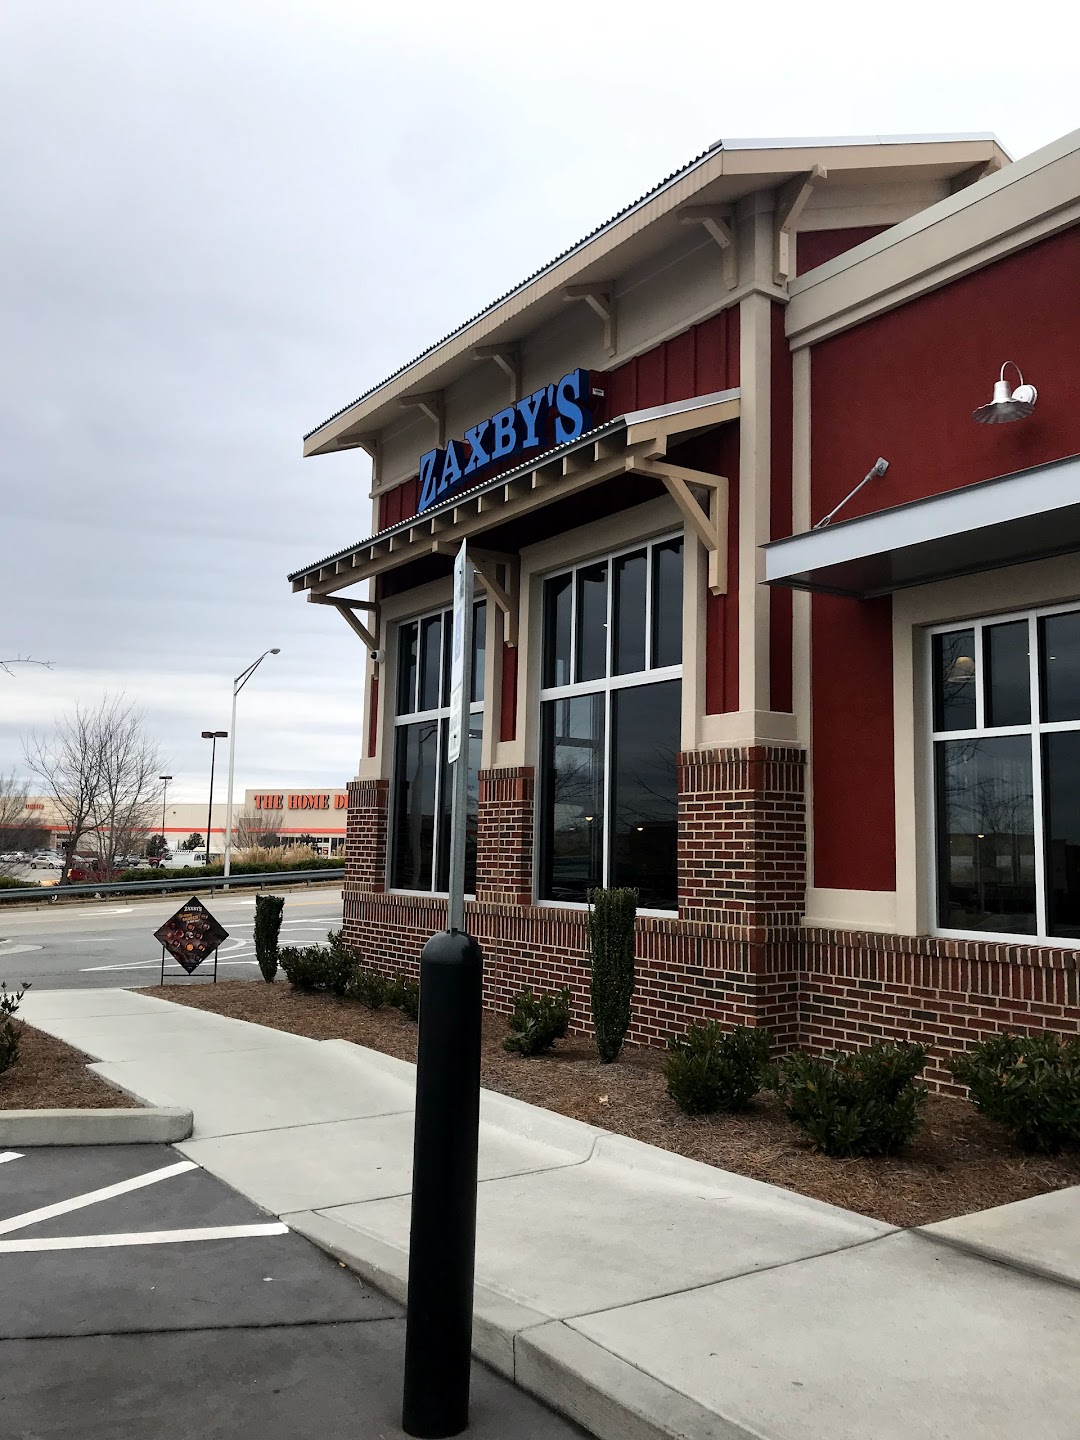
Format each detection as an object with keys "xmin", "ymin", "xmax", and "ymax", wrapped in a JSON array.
[
  {"xmin": 930, "ymin": 605, "xmax": 1080, "ymax": 941},
  {"xmin": 538, "ymin": 535, "xmax": 683, "ymax": 910},
  {"xmin": 390, "ymin": 599, "xmax": 486, "ymax": 893}
]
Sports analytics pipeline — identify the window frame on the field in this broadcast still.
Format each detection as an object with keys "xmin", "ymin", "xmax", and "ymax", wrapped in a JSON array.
[
  {"xmin": 926, "ymin": 598, "xmax": 1080, "ymax": 945},
  {"xmin": 388, "ymin": 597, "xmax": 486, "ymax": 896},
  {"xmin": 534, "ymin": 529, "xmax": 683, "ymax": 914}
]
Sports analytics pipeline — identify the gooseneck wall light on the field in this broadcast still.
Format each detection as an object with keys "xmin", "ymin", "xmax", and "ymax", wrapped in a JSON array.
[{"xmin": 973, "ymin": 362, "xmax": 1038, "ymax": 425}]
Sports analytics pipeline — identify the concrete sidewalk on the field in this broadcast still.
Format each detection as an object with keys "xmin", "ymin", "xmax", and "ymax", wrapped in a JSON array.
[{"xmin": 20, "ymin": 987, "xmax": 1080, "ymax": 1440}]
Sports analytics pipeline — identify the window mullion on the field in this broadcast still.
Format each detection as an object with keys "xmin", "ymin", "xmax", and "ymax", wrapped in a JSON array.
[
  {"xmin": 645, "ymin": 542, "xmax": 654, "ymax": 671},
  {"xmin": 603, "ymin": 685, "xmax": 613, "ymax": 890},
  {"xmin": 1030, "ymin": 613, "xmax": 1047, "ymax": 938}
]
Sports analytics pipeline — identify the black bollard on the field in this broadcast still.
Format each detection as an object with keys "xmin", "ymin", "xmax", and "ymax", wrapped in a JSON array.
[{"xmin": 401, "ymin": 927, "xmax": 484, "ymax": 1439}]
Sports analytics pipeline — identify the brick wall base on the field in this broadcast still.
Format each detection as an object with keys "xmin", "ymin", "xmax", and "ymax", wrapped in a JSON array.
[{"xmin": 340, "ymin": 758, "xmax": 1080, "ymax": 1086}]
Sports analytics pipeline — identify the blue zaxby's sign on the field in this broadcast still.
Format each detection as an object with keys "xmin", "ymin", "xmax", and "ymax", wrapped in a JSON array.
[{"xmin": 417, "ymin": 368, "xmax": 593, "ymax": 514}]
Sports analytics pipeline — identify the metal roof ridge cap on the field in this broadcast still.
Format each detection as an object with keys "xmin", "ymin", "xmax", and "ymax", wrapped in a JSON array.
[
  {"xmin": 721, "ymin": 132, "xmax": 1007, "ymax": 151},
  {"xmin": 301, "ymin": 143, "xmax": 729, "ymax": 444},
  {"xmin": 787, "ymin": 126, "xmax": 1079, "ymax": 301}
]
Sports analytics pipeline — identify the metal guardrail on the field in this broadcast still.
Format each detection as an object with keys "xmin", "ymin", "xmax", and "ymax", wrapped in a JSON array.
[{"xmin": 0, "ymin": 868, "xmax": 345, "ymax": 904}]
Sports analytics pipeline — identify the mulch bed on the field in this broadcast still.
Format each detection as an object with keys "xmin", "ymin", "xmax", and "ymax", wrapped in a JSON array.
[
  {"xmin": 140, "ymin": 979, "xmax": 1080, "ymax": 1227},
  {"xmin": 0, "ymin": 1023, "xmax": 132, "ymax": 1110}
]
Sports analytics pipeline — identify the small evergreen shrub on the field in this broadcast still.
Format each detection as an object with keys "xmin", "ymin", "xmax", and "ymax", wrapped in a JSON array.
[
  {"xmin": 664, "ymin": 1023, "xmax": 771, "ymax": 1115},
  {"xmin": 347, "ymin": 966, "xmax": 391, "ymax": 1010},
  {"xmin": 587, "ymin": 887, "xmax": 637, "ymax": 1063},
  {"xmin": 387, "ymin": 975, "xmax": 420, "ymax": 1021},
  {"xmin": 253, "ymin": 894, "xmax": 285, "ymax": 983},
  {"xmin": 0, "ymin": 982, "xmax": 29, "ymax": 1077},
  {"xmin": 504, "ymin": 986, "xmax": 571, "ymax": 1057},
  {"xmin": 772, "ymin": 1042, "xmax": 929, "ymax": 1157},
  {"xmin": 278, "ymin": 944, "xmax": 328, "ymax": 992},
  {"xmin": 949, "ymin": 1032, "xmax": 1080, "ymax": 1154}
]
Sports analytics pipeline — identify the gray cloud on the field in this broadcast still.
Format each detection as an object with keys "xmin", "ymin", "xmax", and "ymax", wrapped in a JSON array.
[{"xmin": 1, "ymin": 0, "xmax": 1070, "ymax": 800}]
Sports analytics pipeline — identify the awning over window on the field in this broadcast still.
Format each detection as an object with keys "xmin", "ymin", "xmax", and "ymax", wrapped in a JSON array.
[
  {"xmin": 763, "ymin": 453, "xmax": 1080, "ymax": 598},
  {"xmin": 289, "ymin": 388, "xmax": 740, "ymax": 596}
]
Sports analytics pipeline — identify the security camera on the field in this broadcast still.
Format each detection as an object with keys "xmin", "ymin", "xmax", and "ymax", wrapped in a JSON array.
[{"xmin": 371, "ymin": 649, "xmax": 385, "ymax": 665}]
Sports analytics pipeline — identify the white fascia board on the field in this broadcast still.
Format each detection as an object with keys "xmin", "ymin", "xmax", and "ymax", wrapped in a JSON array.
[{"xmin": 764, "ymin": 453, "xmax": 1080, "ymax": 593}]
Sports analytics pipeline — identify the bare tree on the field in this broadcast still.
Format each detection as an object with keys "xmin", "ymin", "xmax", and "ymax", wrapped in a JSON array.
[
  {"xmin": 0, "ymin": 771, "xmax": 33, "ymax": 875},
  {"xmin": 233, "ymin": 804, "xmax": 283, "ymax": 850},
  {"xmin": 23, "ymin": 696, "xmax": 162, "ymax": 880},
  {"xmin": 1, "ymin": 655, "xmax": 52, "ymax": 678}
]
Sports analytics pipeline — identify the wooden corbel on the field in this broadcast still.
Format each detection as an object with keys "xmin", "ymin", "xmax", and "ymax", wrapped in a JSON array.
[
  {"xmin": 679, "ymin": 206, "xmax": 737, "ymax": 289},
  {"xmin": 563, "ymin": 284, "xmax": 616, "ymax": 357},
  {"xmin": 431, "ymin": 540, "xmax": 520, "ymax": 645},
  {"xmin": 309, "ymin": 593, "xmax": 380, "ymax": 657},
  {"xmin": 775, "ymin": 166, "xmax": 826, "ymax": 286},
  {"xmin": 399, "ymin": 391, "xmax": 445, "ymax": 446},
  {"xmin": 474, "ymin": 344, "xmax": 522, "ymax": 402},
  {"xmin": 627, "ymin": 455, "xmax": 729, "ymax": 595}
]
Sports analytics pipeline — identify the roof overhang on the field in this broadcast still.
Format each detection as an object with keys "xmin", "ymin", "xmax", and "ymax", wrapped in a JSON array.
[
  {"xmin": 304, "ymin": 135, "xmax": 1008, "ymax": 457},
  {"xmin": 290, "ymin": 389, "xmax": 740, "ymax": 595},
  {"xmin": 763, "ymin": 453, "xmax": 1080, "ymax": 598}
]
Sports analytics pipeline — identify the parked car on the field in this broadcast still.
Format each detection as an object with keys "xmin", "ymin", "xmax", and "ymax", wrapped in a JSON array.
[
  {"xmin": 30, "ymin": 852, "xmax": 61, "ymax": 869},
  {"xmin": 0, "ymin": 851, "xmax": 30, "ymax": 864}
]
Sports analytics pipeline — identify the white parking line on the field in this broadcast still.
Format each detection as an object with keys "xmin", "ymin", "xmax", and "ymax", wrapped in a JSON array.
[
  {"xmin": 0, "ymin": 1222, "xmax": 289, "ymax": 1254},
  {"xmin": 0, "ymin": 1159, "xmax": 196, "ymax": 1236},
  {"xmin": 0, "ymin": 1151, "xmax": 24, "ymax": 1165}
]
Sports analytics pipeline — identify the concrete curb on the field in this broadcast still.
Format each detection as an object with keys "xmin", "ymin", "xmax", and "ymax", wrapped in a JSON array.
[
  {"xmin": 282, "ymin": 1206, "xmax": 748, "ymax": 1440},
  {"xmin": 0, "ymin": 1107, "xmax": 194, "ymax": 1146}
]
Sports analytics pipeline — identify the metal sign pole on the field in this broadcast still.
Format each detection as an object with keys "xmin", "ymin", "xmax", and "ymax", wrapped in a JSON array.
[{"xmin": 402, "ymin": 541, "xmax": 484, "ymax": 1440}]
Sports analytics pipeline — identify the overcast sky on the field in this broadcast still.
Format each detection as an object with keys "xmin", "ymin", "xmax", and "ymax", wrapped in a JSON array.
[{"xmin": 1, "ymin": 1, "xmax": 1073, "ymax": 801}]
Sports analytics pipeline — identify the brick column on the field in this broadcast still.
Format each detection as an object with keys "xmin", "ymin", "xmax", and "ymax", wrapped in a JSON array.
[
  {"xmin": 678, "ymin": 745, "xmax": 805, "ymax": 929},
  {"xmin": 475, "ymin": 766, "xmax": 534, "ymax": 905},
  {"xmin": 344, "ymin": 778, "xmax": 389, "ymax": 895}
]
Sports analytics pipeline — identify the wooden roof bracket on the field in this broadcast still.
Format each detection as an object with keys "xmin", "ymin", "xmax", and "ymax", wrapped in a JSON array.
[
  {"xmin": 563, "ymin": 284, "xmax": 616, "ymax": 357},
  {"xmin": 432, "ymin": 541, "xmax": 520, "ymax": 645},
  {"xmin": 628, "ymin": 455, "xmax": 729, "ymax": 595},
  {"xmin": 474, "ymin": 343, "xmax": 522, "ymax": 402},
  {"xmin": 774, "ymin": 166, "xmax": 826, "ymax": 285},
  {"xmin": 308, "ymin": 593, "xmax": 380, "ymax": 658},
  {"xmin": 678, "ymin": 206, "xmax": 737, "ymax": 289},
  {"xmin": 399, "ymin": 390, "xmax": 446, "ymax": 446}
]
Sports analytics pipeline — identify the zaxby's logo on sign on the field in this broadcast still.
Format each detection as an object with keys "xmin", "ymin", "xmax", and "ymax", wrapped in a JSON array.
[{"xmin": 417, "ymin": 367, "xmax": 593, "ymax": 514}]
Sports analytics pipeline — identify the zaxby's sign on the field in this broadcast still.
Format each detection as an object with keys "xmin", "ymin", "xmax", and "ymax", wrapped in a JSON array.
[{"xmin": 418, "ymin": 367, "xmax": 594, "ymax": 514}]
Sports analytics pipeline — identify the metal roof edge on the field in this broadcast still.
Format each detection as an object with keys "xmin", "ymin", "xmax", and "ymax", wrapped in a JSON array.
[{"xmin": 304, "ymin": 133, "xmax": 1005, "ymax": 447}]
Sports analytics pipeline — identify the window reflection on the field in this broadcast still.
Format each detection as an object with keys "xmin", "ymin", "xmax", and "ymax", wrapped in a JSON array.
[
  {"xmin": 1041, "ymin": 612, "xmax": 1080, "ymax": 722},
  {"xmin": 576, "ymin": 563, "xmax": 608, "ymax": 683},
  {"xmin": 611, "ymin": 682, "xmax": 680, "ymax": 909},
  {"xmin": 419, "ymin": 615, "xmax": 442, "ymax": 712},
  {"xmin": 1044, "ymin": 731, "xmax": 1080, "ymax": 939},
  {"xmin": 391, "ymin": 721, "xmax": 438, "ymax": 890},
  {"xmin": 539, "ymin": 695, "xmax": 605, "ymax": 902},
  {"xmin": 651, "ymin": 539, "xmax": 684, "ymax": 669},
  {"xmin": 543, "ymin": 574, "xmax": 572, "ymax": 688},
  {"xmin": 932, "ymin": 629, "xmax": 976, "ymax": 731},
  {"xmin": 613, "ymin": 549, "xmax": 647, "ymax": 676},
  {"xmin": 984, "ymin": 621, "xmax": 1030, "ymax": 728},
  {"xmin": 935, "ymin": 735, "xmax": 1035, "ymax": 934}
]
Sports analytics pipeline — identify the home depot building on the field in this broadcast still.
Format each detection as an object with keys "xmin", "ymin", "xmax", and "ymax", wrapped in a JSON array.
[{"xmin": 292, "ymin": 130, "xmax": 1080, "ymax": 1080}]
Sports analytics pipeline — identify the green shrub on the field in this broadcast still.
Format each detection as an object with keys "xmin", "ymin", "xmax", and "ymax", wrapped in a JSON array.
[
  {"xmin": 950, "ymin": 1032, "xmax": 1080, "ymax": 1154},
  {"xmin": 504, "ymin": 986, "xmax": 571, "ymax": 1057},
  {"xmin": 0, "ymin": 875, "xmax": 33, "ymax": 890},
  {"xmin": 347, "ymin": 966, "xmax": 391, "ymax": 1010},
  {"xmin": 387, "ymin": 975, "xmax": 420, "ymax": 1020},
  {"xmin": 664, "ymin": 1023, "xmax": 771, "ymax": 1115},
  {"xmin": 116, "ymin": 857, "xmax": 343, "ymax": 884},
  {"xmin": 254, "ymin": 894, "xmax": 285, "ymax": 983},
  {"xmin": 587, "ymin": 887, "xmax": 637, "ymax": 1063},
  {"xmin": 0, "ymin": 982, "xmax": 28, "ymax": 1077},
  {"xmin": 278, "ymin": 944, "xmax": 328, "ymax": 992},
  {"xmin": 772, "ymin": 1042, "xmax": 929, "ymax": 1157}
]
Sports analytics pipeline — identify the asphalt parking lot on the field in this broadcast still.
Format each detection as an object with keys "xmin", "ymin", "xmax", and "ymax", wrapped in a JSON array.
[{"xmin": 0, "ymin": 1145, "xmax": 584, "ymax": 1439}]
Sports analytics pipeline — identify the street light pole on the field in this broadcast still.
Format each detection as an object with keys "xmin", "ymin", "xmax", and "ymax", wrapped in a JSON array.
[
  {"xmin": 201, "ymin": 731, "xmax": 227, "ymax": 863},
  {"xmin": 223, "ymin": 648, "xmax": 280, "ymax": 886},
  {"xmin": 159, "ymin": 774, "xmax": 173, "ymax": 851}
]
